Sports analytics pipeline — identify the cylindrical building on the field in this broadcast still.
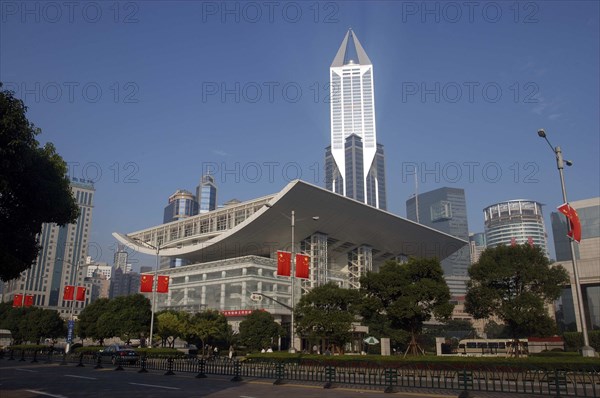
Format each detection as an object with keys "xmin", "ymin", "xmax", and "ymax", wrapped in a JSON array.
[{"xmin": 483, "ymin": 199, "xmax": 549, "ymax": 257}]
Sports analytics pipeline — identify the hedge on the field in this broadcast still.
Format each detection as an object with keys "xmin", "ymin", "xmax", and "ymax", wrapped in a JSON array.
[{"xmin": 563, "ymin": 330, "xmax": 600, "ymax": 352}]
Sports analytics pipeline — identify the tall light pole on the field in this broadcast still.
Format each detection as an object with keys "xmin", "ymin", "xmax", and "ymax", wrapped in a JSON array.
[
  {"xmin": 57, "ymin": 257, "xmax": 83, "ymax": 354},
  {"xmin": 265, "ymin": 205, "xmax": 318, "ymax": 352},
  {"xmin": 537, "ymin": 129, "xmax": 596, "ymax": 357},
  {"xmin": 290, "ymin": 210, "xmax": 296, "ymax": 353},
  {"xmin": 134, "ymin": 238, "xmax": 160, "ymax": 348}
]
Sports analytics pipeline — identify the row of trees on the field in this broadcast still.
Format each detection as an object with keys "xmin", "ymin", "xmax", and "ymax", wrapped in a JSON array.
[
  {"xmin": 0, "ymin": 302, "xmax": 65, "ymax": 344},
  {"xmin": 290, "ymin": 244, "xmax": 569, "ymax": 354}
]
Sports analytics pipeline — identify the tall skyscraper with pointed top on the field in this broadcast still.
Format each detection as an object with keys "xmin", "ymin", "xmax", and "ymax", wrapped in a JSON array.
[{"xmin": 325, "ymin": 29, "xmax": 387, "ymax": 210}]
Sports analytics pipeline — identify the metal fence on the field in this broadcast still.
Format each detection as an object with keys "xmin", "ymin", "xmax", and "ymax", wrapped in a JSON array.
[{"xmin": 2, "ymin": 349, "xmax": 598, "ymax": 397}]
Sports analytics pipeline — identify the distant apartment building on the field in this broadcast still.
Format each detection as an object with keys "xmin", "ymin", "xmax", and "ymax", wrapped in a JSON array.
[
  {"xmin": 469, "ymin": 232, "xmax": 486, "ymax": 264},
  {"xmin": 4, "ymin": 178, "xmax": 94, "ymax": 318}
]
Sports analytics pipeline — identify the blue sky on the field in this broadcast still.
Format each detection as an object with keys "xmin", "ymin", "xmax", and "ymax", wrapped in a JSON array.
[{"xmin": 2, "ymin": 1, "xmax": 599, "ymax": 268}]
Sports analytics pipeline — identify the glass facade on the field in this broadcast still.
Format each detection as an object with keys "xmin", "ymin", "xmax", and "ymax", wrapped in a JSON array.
[
  {"xmin": 406, "ymin": 187, "xmax": 470, "ymax": 281},
  {"xmin": 197, "ymin": 174, "xmax": 217, "ymax": 214}
]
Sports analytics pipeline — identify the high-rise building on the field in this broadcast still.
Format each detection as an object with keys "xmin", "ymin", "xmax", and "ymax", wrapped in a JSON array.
[
  {"xmin": 469, "ymin": 232, "xmax": 486, "ymax": 264},
  {"xmin": 163, "ymin": 189, "xmax": 199, "ymax": 223},
  {"xmin": 483, "ymin": 199, "xmax": 549, "ymax": 257},
  {"xmin": 163, "ymin": 189, "xmax": 199, "ymax": 269},
  {"xmin": 4, "ymin": 178, "xmax": 95, "ymax": 317},
  {"xmin": 406, "ymin": 187, "xmax": 470, "ymax": 296},
  {"xmin": 113, "ymin": 245, "xmax": 128, "ymax": 272},
  {"xmin": 325, "ymin": 29, "xmax": 387, "ymax": 210},
  {"xmin": 196, "ymin": 174, "xmax": 218, "ymax": 214},
  {"xmin": 551, "ymin": 197, "xmax": 600, "ymax": 332}
]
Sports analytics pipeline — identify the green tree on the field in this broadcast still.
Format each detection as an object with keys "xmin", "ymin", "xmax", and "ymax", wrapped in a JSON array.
[
  {"xmin": 0, "ymin": 306, "xmax": 64, "ymax": 344},
  {"xmin": 185, "ymin": 310, "xmax": 230, "ymax": 356},
  {"xmin": 110, "ymin": 294, "xmax": 151, "ymax": 343},
  {"xmin": 295, "ymin": 283, "xmax": 361, "ymax": 353},
  {"xmin": 0, "ymin": 83, "xmax": 79, "ymax": 281},
  {"xmin": 0, "ymin": 306, "xmax": 31, "ymax": 344},
  {"xmin": 77, "ymin": 298, "xmax": 111, "ymax": 345},
  {"xmin": 24, "ymin": 308, "xmax": 65, "ymax": 344},
  {"xmin": 360, "ymin": 259, "xmax": 454, "ymax": 355},
  {"xmin": 239, "ymin": 310, "xmax": 283, "ymax": 351},
  {"xmin": 156, "ymin": 311, "xmax": 189, "ymax": 348},
  {"xmin": 465, "ymin": 244, "xmax": 569, "ymax": 343}
]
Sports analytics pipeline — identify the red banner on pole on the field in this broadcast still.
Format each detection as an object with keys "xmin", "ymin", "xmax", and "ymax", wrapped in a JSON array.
[
  {"xmin": 76, "ymin": 287, "xmax": 86, "ymax": 301},
  {"xmin": 140, "ymin": 274, "xmax": 153, "ymax": 292},
  {"xmin": 12, "ymin": 294, "xmax": 23, "ymax": 307},
  {"xmin": 558, "ymin": 203, "xmax": 582, "ymax": 243},
  {"xmin": 24, "ymin": 294, "xmax": 34, "ymax": 307},
  {"xmin": 295, "ymin": 254, "xmax": 310, "ymax": 279},
  {"xmin": 277, "ymin": 251, "xmax": 291, "ymax": 277},
  {"xmin": 157, "ymin": 275, "xmax": 169, "ymax": 293},
  {"xmin": 63, "ymin": 285, "xmax": 75, "ymax": 301}
]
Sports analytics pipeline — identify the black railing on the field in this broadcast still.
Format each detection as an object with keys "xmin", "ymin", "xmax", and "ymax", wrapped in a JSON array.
[{"xmin": 3, "ymin": 349, "xmax": 598, "ymax": 397}]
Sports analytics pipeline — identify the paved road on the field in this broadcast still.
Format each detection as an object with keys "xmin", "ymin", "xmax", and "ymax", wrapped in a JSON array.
[{"xmin": 0, "ymin": 361, "xmax": 550, "ymax": 398}]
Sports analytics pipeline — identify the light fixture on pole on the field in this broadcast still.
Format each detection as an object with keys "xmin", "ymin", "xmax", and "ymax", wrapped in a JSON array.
[
  {"xmin": 537, "ymin": 128, "xmax": 595, "ymax": 358},
  {"xmin": 133, "ymin": 238, "xmax": 160, "ymax": 348}
]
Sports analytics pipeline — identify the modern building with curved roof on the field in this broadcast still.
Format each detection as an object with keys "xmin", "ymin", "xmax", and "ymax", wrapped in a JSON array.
[{"xmin": 113, "ymin": 180, "xmax": 466, "ymax": 340}]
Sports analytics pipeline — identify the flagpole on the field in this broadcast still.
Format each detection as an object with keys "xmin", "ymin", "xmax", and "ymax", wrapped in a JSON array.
[{"xmin": 537, "ymin": 129, "xmax": 595, "ymax": 357}]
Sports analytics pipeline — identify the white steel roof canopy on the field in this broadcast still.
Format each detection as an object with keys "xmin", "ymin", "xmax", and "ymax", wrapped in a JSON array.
[{"xmin": 113, "ymin": 180, "xmax": 467, "ymax": 264}]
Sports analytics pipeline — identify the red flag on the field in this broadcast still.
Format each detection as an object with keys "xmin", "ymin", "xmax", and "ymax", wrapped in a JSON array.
[
  {"xmin": 295, "ymin": 254, "xmax": 310, "ymax": 279},
  {"xmin": 527, "ymin": 236, "xmax": 534, "ymax": 247},
  {"xmin": 12, "ymin": 294, "xmax": 23, "ymax": 307},
  {"xmin": 140, "ymin": 274, "xmax": 154, "ymax": 292},
  {"xmin": 558, "ymin": 203, "xmax": 582, "ymax": 243},
  {"xmin": 63, "ymin": 285, "xmax": 75, "ymax": 301},
  {"xmin": 24, "ymin": 294, "xmax": 34, "ymax": 307},
  {"xmin": 76, "ymin": 287, "xmax": 86, "ymax": 301},
  {"xmin": 157, "ymin": 275, "xmax": 169, "ymax": 293},
  {"xmin": 277, "ymin": 251, "xmax": 291, "ymax": 277},
  {"xmin": 510, "ymin": 237, "xmax": 517, "ymax": 247}
]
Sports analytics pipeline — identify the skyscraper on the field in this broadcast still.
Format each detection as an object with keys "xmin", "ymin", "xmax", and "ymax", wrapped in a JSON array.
[
  {"xmin": 4, "ymin": 178, "xmax": 95, "ymax": 316},
  {"xmin": 162, "ymin": 189, "xmax": 198, "ymax": 269},
  {"xmin": 196, "ymin": 173, "xmax": 217, "ymax": 214},
  {"xmin": 406, "ymin": 187, "xmax": 470, "ymax": 295},
  {"xmin": 325, "ymin": 29, "xmax": 387, "ymax": 210},
  {"xmin": 469, "ymin": 232, "xmax": 486, "ymax": 264},
  {"xmin": 483, "ymin": 199, "xmax": 549, "ymax": 257},
  {"xmin": 163, "ymin": 189, "xmax": 199, "ymax": 223}
]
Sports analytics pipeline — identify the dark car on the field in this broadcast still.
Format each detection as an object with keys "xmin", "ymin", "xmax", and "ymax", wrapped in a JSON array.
[{"xmin": 99, "ymin": 345, "xmax": 139, "ymax": 365}]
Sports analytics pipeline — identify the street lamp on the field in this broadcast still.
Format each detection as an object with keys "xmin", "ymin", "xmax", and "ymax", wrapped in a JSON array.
[
  {"xmin": 133, "ymin": 238, "xmax": 160, "ymax": 348},
  {"xmin": 537, "ymin": 128, "xmax": 596, "ymax": 357},
  {"xmin": 57, "ymin": 257, "xmax": 83, "ymax": 354},
  {"xmin": 265, "ymin": 204, "xmax": 318, "ymax": 352}
]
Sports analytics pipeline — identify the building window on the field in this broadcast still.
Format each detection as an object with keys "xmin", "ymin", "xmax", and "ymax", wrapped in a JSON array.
[{"xmin": 431, "ymin": 201, "xmax": 452, "ymax": 222}]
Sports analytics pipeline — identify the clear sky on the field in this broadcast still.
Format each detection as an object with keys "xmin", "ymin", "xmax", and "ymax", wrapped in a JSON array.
[{"xmin": 2, "ymin": 1, "xmax": 599, "ymax": 268}]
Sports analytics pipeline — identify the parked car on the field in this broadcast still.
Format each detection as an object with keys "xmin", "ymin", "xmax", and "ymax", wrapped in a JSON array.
[{"xmin": 99, "ymin": 345, "xmax": 139, "ymax": 365}]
